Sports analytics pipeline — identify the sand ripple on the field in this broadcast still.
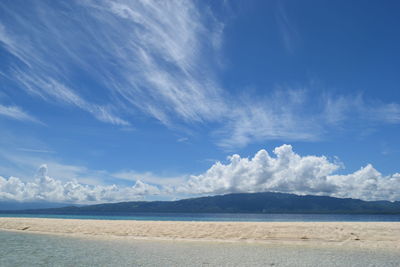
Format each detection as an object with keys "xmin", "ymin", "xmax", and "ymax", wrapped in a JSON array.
[{"xmin": 0, "ymin": 218, "xmax": 399, "ymax": 250}]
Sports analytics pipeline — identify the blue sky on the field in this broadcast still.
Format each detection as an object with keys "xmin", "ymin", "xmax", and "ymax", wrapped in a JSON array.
[{"xmin": 1, "ymin": 0, "xmax": 400, "ymax": 203}]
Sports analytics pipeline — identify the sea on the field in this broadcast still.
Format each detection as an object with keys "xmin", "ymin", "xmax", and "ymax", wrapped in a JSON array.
[
  {"xmin": 1, "ymin": 230, "xmax": 400, "ymax": 267},
  {"xmin": 1, "ymin": 212, "xmax": 400, "ymax": 222},
  {"xmin": 1, "ymin": 213, "xmax": 400, "ymax": 266}
]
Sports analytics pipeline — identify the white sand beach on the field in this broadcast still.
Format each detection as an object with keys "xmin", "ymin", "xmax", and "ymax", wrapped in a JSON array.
[{"xmin": 0, "ymin": 218, "xmax": 399, "ymax": 251}]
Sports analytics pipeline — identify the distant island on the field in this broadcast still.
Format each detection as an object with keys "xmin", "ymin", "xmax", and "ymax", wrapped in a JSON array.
[{"xmin": 1, "ymin": 192, "xmax": 400, "ymax": 215}]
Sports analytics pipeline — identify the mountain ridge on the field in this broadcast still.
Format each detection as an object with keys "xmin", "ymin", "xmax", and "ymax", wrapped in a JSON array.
[{"xmin": 1, "ymin": 192, "xmax": 400, "ymax": 214}]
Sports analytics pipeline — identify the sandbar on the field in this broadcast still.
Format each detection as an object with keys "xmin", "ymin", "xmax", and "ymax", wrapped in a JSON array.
[{"xmin": 0, "ymin": 217, "xmax": 399, "ymax": 251}]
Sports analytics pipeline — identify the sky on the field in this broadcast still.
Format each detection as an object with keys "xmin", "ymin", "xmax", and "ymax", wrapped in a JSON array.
[{"xmin": 1, "ymin": 0, "xmax": 400, "ymax": 204}]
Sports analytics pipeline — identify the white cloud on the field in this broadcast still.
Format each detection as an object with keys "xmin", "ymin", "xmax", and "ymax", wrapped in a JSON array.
[
  {"xmin": 177, "ymin": 137, "xmax": 189, "ymax": 143},
  {"xmin": 218, "ymin": 90, "xmax": 322, "ymax": 148},
  {"xmin": 218, "ymin": 91, "xmax": 400, "ymax": 149},
  {"xmin": 0, "ymin": 0, "xmax": 225, "ymax": 127},
  {"xmin": 368, "ymin": 102, "xmax": 400, "ymax": 124},
  {"xmin": 0, "ymin": 149, "xmax": 91, "ymax": 183},
  {"xmin": 327, "ymin": 165, "xmax": 400, "ymax": 201},
  {"xmin": 179, "ymin": 145, "xmax": 400, "ymax": 201},
  {"xmin": 16, "ymin": 148, "xmax": 55, "ymax": 154},
  {"xmin": 82, "ymin": 0, "xmax": 227, "ymax": 125},
  {"xmin": 1, "ymin": 145, "xmax": 400, "ymax": 203},
  {"xmin": 322, "ymin": 93, "xmax": 400, "ymax": 126},
  {"xmin": 13, "ymin": 74, "xmax": 129, "ymax": 126},
  {"xmin": 0, "ymin": 104, "xmax": 39, "ymax": 123},
  {"xmin": 275, "ymin": 1, "xmax": 299, "ymax": 54},
  {"xmin": 2, "ymin": 1, "xmax": 400, "ymax": 148},
  {"xmin": 0, "ymin": 165, "xmax": 159, "ymax": 204},
  {"xmin": 112, "ymin": 170, "xmax": 185, "ymax": 187}
]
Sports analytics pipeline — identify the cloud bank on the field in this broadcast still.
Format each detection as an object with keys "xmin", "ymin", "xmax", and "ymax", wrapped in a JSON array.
[
  {"xmin": 0, "ymin": 165, "xmax": 159, "ymax": 204},
  {"xmin": 1, "ymin": 145, "xmax": 400, "ymax": 203},
  {"xmin": 181, "ymin": 145, "xmax": 400, "ymax": 201}
]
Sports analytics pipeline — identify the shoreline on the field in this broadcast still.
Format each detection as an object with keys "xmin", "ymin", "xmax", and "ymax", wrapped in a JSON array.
[{"xmin": 1, "ymin": 217, "xmax": 399, "ymax": 251}]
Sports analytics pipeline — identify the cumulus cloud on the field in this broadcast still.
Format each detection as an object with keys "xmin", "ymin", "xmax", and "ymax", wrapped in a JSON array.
[
  {"xmin": 0, "ymin": 164, "xmax": 159, "ymax": 203},
  {"xmin": 1, "ymin": 145, "xmax": 400, "ymax": 203},
  {"xmin": 179, "ymin": 145, "xmax": 400, "ymax": 201}
]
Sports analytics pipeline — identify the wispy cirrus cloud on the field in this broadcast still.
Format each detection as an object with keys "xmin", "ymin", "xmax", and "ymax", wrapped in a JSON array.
[
  {"xmin": 81, "ymin": 0, "xmax": 227, "ymax": 125},
  {"xmin": 13, "ymin": 74, "xmax": 129, "ymax": 126},
  {"xmin": 0, "ymin": 104, "xmax": 39, "ymax": 123},
  {"xmin": 275, "ymin": 1, "xmax": 299, "ymax": 53},
  {"xmin": 1, "ymin": 0, "xmax": 400, "ymax": 149},
  {"xmin": 217, "ymin": 89, "xmax": 321, "ymax": 149},
  {"xmin": 320, "ymin": 92, "xmax": 400, "ymax": 128},
  {"xmin": 217, "ymin": 89, "xmax": 400, "ymax": 149},
  {"xmin": 0, "ymin": 0, "xmax": 225, "ymax": 127},
  {"xmin": 16, "ymin": 148, "xmax": 55, "ymax": 154}
]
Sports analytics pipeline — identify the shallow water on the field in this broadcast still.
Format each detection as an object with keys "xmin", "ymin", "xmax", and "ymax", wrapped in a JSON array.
[
  {"xmin": 1, "ymin": 231, "xmax": 399, "ymax": 267},
  {"xmin": 1, "ymin": 212, "xmax": 400, "ymax": 222}
]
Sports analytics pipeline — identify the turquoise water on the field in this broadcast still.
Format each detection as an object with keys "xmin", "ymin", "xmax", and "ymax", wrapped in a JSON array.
[
  {"xmin": 1, "ymin": 212, "xmax": 400, "ymax": 221},
  {"xmin": 1, "ymin": 230, "xmax": 399, "ymax": 267}
]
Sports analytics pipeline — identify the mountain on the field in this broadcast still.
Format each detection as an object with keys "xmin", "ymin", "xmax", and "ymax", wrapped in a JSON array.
[
  {"xmin": 2, "ymin": 192, "xmax": 400, "ymax": 214},
  {"xmin": 0, "ymin": 201, "xmax": 77, "ymax": 211}
]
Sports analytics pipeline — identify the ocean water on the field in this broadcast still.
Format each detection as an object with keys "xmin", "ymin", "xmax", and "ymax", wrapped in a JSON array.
[
  {"xmin": 0, "ymin": 230, "xmax": 399, "ymax": 267},
  {"xmin": 1, "ymin": 212, "xmax": 400, "ymax": 221}
]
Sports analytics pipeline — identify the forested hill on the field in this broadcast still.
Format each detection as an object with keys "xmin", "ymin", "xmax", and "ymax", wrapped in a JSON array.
[{"xmin": 3, "ymin": 192, "xmax": 400, "ymax": 214}]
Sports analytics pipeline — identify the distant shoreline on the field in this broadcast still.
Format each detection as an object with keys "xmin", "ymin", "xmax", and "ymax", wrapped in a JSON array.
[
  {"xmin": 1, "ymin": 212, "xmax": 400, "ymax": 222},
  {"xmin": 2, "ymin": 192, "xmax": 399, "ymax": 215},
  {"xmin": 1, "ymin": 217, "xmax": 399, "ymax": 251}
]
